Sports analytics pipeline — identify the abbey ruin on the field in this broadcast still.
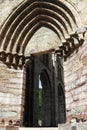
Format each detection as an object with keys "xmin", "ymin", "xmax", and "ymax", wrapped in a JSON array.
[{"xmin": 0, "ymin": 0, "xmax": 87, "ymax": 129}]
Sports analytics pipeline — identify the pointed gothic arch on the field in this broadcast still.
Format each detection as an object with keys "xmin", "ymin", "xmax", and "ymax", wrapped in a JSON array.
[
  {"xmin": 0, "ymin": 0, "xmax": 83, "ymax": 68},
  {"xmin": 40, "ymin": 69, "xmax": 52, "ymax": 126}
]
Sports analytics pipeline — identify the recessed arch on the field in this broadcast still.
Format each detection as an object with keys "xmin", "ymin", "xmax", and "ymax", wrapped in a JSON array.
[
  {"xmin": 23, "ymin": 53, "xmax": 66, "ymax": 127},
  {"xmin": 40, "ymin": 69, "xmax": 52, "ymax": 126},
  {"xmin": 8, "ymin": 15, "xmax": 66, "ymax": 53},
  {"xmin": 0, "ymin": 0, "xmax": 82, "ymax": 67},
  {"xmin": 3, "ymin": 8, "xmax": 70, "ymax": 52},
  {"xmin": 24, "ymin": 26, "xmax": 60, "ymax": 57},
  {"xmin": 40, "ymin": 69, "xmax": 51, "ymax": 89},
  {"xmin": 22, "ymin": 22, "xmax": 61, "ymax": 54}
]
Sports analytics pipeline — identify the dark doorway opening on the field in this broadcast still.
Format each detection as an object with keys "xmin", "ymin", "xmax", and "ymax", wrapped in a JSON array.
[
  {"xmin": 23, "ymin": 59, "xmax": 34, "ymax": 127},
  {"xmin": 38, "ymin": 75, "xmax": 42, "ymax": 126},
  {"xmin": 58, "ymin": 84, "xmax": 66, "ymax": 124},
  {"xmin": 39, "ymin": 70, "xmax": 52, "ymax": 127},
  {"xmin": 23, "ymin": 53, "xmax": 66, "ymax": 127}
]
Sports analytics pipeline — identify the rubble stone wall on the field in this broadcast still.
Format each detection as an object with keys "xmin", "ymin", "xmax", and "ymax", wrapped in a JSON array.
[
  {"xmin": 0, "ymin": 61, "xmax": 24, "ymax": 124},
  {"xmin": 64, "ymin": 36, "xmax": 87, "ymax": 122},
  {"xmin": 0, "ymin": 0, "xmax": 87, "ymax": 126}
]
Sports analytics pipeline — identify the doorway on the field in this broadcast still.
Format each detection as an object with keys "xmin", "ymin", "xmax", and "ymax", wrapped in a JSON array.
[
  {"xmin": 39, "ymin": 70, "xmax": 52, "ymax": 126},
  {"xmin": 23, "ymin": 53, "xmax": 66, "ymax": 127}
]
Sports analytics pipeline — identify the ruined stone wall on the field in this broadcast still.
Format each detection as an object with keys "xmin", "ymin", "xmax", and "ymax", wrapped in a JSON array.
[
  {"xmin": 0, "ymin": 61, "xmax": 24, "ymax": 124},
  {"xmin": 62, "ymin": 0, "xmax": 87, "ymax": 123},
  {"xmin": 64, "ymin": 35, "xmax": 87, "ymax": 122},
  {"xmin": 0, "ymin": 0, "xmax": 87, "ymax": 126}
]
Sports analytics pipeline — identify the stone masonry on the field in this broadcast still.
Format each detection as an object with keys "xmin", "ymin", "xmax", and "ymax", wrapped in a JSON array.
[
  {"xmin": 0, "ymin": 0, "xmax": 87, "ymax": 127},
  {"xmin": 64, "ymin": 37, "xmax": 87, "ymax": 123},
  {"xmin": 0, "ymin": 61, "xmax": 24, "ymax": 124}
]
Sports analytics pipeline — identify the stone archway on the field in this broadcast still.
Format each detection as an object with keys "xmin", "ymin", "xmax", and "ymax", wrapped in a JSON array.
[
  {"xmin": 23, "ymin": 54, "xmax": 55, "ymax": 127},
  {"xmin": 22, "ymin": 53, "xmax": 66, "ymax": 127},
  {"xmin": 0, "ymin": 0, "xmax": 85, "ymax": 127},
  {"xmin": 0, "ymin": 0, "xmax": 83, "ymax": 68}
]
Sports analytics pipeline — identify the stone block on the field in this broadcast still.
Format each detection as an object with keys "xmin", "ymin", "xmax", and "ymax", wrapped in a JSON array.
[
  {"xmin": 76, "ymin": 76, "xmax": 86, "ymax": 86},
  {"xmin": 6, "ymin": 126, "xmax": 18, "ymax": 130},
  {"xmin": 0, "ymin": 126, "xmax": 18, "ymax": 130},
  {"xmin": 9, "ymin": 78, "xmax": 23, "ymax": 84},
  {"xmin": 72, "ymin": 126, "xmax": 76, "ymax": 130}
]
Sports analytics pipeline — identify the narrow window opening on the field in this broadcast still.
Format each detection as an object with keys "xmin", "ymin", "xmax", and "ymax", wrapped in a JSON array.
[{"xmin": 38, "ymin": 75, "xmax": 42, "ymax": 126}]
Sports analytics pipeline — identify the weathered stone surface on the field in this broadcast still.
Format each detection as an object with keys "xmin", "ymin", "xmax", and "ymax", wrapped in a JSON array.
[
  {"xmin": 64, "ymin": 40, "xmax": 87, "ymax": 122},
  {"xmin": 0, "ymin": 126, "xmax": 18, "ymax": 130},
  {"xmin": 25, "ymin": 27, "xmax": 59, "ymax": 55},
  {"xmin": 58, "ymin": 123, "xmax": 87, "ymax": 130},
  {"xmin": 0, "ymin": 0, "xmax": 87, "ymax": 127},
  {"xmin": 0, "ymin": 62, "xmax": 23, "ymax": 121}
]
